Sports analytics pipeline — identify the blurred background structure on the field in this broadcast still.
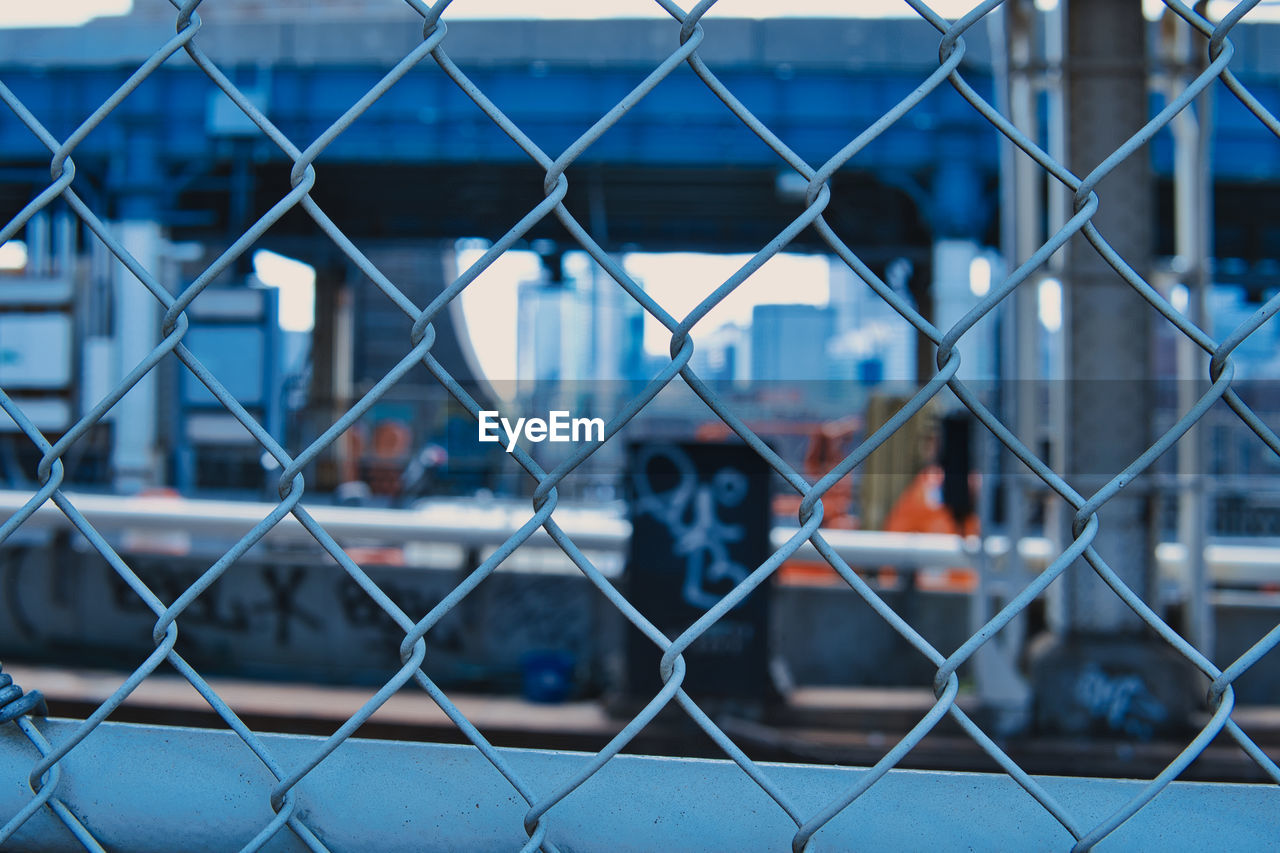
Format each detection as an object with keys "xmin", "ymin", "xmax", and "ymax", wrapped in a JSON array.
[{"xmin": 2, "ymin": 1, "xmax": 1280, "ymax": 848}]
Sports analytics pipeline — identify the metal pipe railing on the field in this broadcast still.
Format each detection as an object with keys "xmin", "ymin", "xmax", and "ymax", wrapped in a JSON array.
[{"xmin": 2, "ymin": 490, "xmax": 1275, "ymax": 590}]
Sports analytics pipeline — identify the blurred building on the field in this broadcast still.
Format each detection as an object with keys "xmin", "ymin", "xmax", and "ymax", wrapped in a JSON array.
[
  {"xmin": 826, "ymin": 257, "xmax": 916, "ymax": 385},
  {"xmin": 1210, "ymin": 285, "xmax": 1280, "ymax": 379},
  {"xmin": 691, "ymin": 322, "xmax": 750, "ymax": 385},
  {"xmin": 516, "ymin": 259, "xmax": 648, "ymax": 416},
  {"xmin": 517, "ymin": 277, "xmax": 586, "ymax": 387},
  {"xmin": 583, "ymin": 263, "xmax": 647, "ymax": 388},
  {"xmin": 750, "ymin": 303, "xmax": 835, "ymax": 383}
]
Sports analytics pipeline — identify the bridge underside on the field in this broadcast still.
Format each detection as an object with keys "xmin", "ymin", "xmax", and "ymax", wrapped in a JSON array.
[
  {"xmin": 2, "ymin": 160, "xmax": 1275, "ymax": 270},
  {"xmin": 0, "ymin": 162, "xmax": 940, "ymax": 260}
]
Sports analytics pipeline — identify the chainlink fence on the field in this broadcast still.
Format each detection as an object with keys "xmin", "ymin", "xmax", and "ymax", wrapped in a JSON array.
[{"xmin": 1, "ymin": 0, "xmax": 1279, "ymax": 850}]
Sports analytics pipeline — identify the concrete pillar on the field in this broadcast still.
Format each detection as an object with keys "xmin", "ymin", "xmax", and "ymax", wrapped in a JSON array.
[
  {"xmin": 309, "ymin": 263, "xmax": 352, "ymax": 491},
  {"xmin": 108, "ymin": 123, "xmax": 167, "ymax": 492},
  {"xmin": 1058, "ymin": 0, "xmax": 1155, "ymax": 634},
  {"xmin": 1167, "ymin": 2, "xmax": 1214, "ymax": 660},
  {"xmin": 26, "ymin": 211, "xmax": 50, "ymax": 276},
  {"xmin": 111, "ymin": 219, "xmax": 163, "ymax": 491},
  {"xmin": 1031, "ymin": 0, "xmax": 1197, "ymax": 739}
]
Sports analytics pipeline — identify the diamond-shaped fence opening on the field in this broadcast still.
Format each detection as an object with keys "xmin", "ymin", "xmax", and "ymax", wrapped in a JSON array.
[{"xmin": 1, "ymin": 0, "xmax": 1278, "ymax": 850}]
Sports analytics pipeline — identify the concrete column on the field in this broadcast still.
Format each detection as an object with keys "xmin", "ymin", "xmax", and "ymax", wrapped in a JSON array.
[
  {"xmin": 111, "ymin": 219, "xmax": 163, "ymax": 491},
  {"xmin": 26, "ymin": 211, "xmax": 51, "ymax": 276},
  {"xmin": 105, "ymin": 117, "xmax": 167, "ymax": 492},
  {"xmin": 1031, "ymin": 0, "xmax": 1197, "ymax": 739},
  {"xmin": 1167, "ymin": 2, "xmax": 1213, "ymax": 660},
  {"xmin": 309, "ymin": 263, "xmax": 352, "ymax": 491},
  {"xmin": 1058, "ymin": 0, "xmax": 1154, "ymax": 634}
]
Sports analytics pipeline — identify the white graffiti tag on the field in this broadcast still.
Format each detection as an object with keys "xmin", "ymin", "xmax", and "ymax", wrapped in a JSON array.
[
  {"xmin": 634, "ymin": 445, "xmax": 751, "ymax": 611},
  {"xmin": 1073, "ymin": 663, "xmax": 1168, "ymax": 740}
]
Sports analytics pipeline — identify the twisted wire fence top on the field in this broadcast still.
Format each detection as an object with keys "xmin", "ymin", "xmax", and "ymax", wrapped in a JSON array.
[{"xmin": 0, "ymin": 1, "xmax": 1278, "ymax": 850}]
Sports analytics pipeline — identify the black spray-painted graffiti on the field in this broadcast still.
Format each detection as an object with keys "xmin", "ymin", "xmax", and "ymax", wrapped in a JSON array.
[
  {"xmin": 108, "ymin": 564, "xmax": 250, "ymax": 633},
  {"xmin": 4, "ymin": 541, "xmax": 593, "ymax": 686},
  {"xmin": 257, "ymin": 566, "xmax": 322, "ymax": 644},
  {"xmin": 486, "ymin": 578, "xmax": 592, "ymax": 652},
  {"xmin": 335, "ymin": 574, "xmax": 464, "ymax": 653},
  {"xmin": 106, "ymin": 561, "xmax": 321, "ymax": 645}
]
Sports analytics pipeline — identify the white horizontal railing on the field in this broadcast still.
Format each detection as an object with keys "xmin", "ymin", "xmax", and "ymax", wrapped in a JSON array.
[{"xmin": 0, "ymin": 490, "xmax": 1276, "ymax": 590}]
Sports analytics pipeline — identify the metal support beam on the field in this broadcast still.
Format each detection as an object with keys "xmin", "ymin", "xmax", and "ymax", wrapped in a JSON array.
[{"xmin": 982, "ymin": 0, "xmax": 1042, "ymax": 732}]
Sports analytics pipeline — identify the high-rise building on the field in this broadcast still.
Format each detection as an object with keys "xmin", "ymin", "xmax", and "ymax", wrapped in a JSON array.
[
  {"xmin": 583, "ymin": 264, "xmax": 647, "ymax": 387},
  {"xmin": 826, "ymin": 257, "xmax": 917, "ymax": 385},
  {"xmin": 750, "ymin": 303, "xmax": 835, "ymax": 382},
  {"xmin": 692, "ymin": 322, "xmax": 750, "ymax": 385},
  {"xmin": 517, "ymin": 277, "xmax": 589, "ymax": 387}
]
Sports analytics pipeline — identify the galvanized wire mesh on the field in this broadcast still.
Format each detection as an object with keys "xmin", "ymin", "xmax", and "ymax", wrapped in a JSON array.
[{"xmin": 1, "ymin": 0, "xmax": 1279, "ymax": 850}]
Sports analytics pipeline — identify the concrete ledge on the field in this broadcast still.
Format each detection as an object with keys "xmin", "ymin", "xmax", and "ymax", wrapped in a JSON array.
[{"xmin": 2, "ymin": 718, "xmax": 1277, "ymax": 851}]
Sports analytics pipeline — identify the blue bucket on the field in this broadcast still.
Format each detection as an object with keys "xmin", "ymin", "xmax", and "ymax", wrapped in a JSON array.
[{"xmin": 520, "ymin": 650, "xmax": 576, "ymax": 703}]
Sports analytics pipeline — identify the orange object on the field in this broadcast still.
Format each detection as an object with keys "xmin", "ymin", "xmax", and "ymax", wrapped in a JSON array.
[
  {"xmin": 882, "ymin": 465, "xmax": 978, "ymax": 537},
  {"xmin": 882, "ymin": 464, "xmax": 978, "ymax": 591}
]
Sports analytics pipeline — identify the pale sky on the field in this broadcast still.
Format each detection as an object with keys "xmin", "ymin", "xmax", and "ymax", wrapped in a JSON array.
[
  {"xmin": 456, "ymin": 248, "xmax": 831, "ymax": 381},
  {"xmin": 5, "ymin": 0, "xmax": 1278, "ymax": 28},
  {"xmin": 2, "ymin": 1, "xmax": 945, "ymax": 28}
]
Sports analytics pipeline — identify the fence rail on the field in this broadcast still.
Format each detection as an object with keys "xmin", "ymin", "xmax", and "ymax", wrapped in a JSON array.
[
  {"xmin": 0, "ymin": 488, "xmax": 1277, "ymax": 590},
  {"xmin": 2, "ymin": 1, "xmax": 1280, "ymax": 850}
]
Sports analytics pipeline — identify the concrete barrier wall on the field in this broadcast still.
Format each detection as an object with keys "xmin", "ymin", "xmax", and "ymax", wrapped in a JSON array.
[{"xmin": 2, "ymin": 538, "xmax": 1277, "ymax": 704}]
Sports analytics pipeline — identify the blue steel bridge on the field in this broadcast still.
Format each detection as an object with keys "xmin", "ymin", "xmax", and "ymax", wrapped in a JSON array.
[
  {"xmin": 0, "ymin": 13, "xmax": 1278, "ymax": 494},
  {"xmin": 2, "ymin": 15, "xmax": 1278, "ymax": 261}
]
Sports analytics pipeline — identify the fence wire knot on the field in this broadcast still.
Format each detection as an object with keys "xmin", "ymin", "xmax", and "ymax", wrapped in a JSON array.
[{"xmin": 0, "ymin": 665, "xmax": 46, "ymax": 725}]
